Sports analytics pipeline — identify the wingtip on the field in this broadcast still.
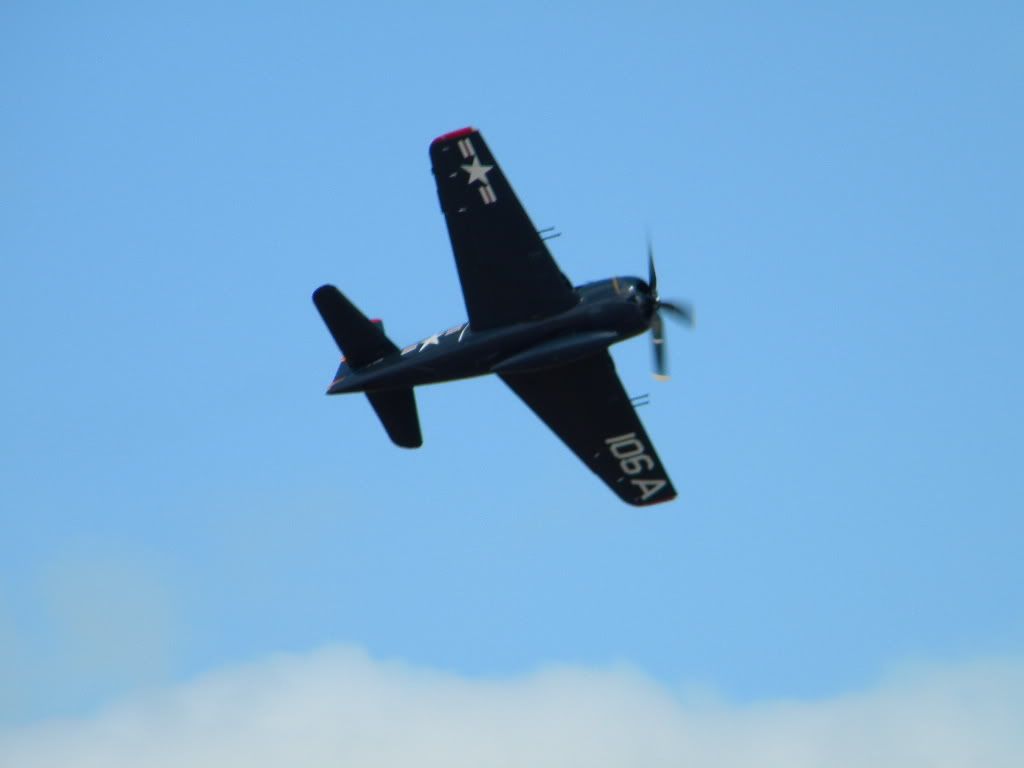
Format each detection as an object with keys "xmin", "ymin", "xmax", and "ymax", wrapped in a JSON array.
[
  {"xmin": 312, "ymin": 283, "xmax": 337, "ymax": 303},
  {"xmin": 431, "ymin": 126, "xmax": 476, "ymax": 145}
]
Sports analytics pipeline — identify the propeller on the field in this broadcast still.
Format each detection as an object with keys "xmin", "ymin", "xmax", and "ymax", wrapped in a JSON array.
[{"xmin": 646, "ymin": 239, "xmax": 694, "ymax": 381}]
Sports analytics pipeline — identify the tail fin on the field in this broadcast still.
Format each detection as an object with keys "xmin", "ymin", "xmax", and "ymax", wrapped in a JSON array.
[
  {"xmin": 313, "ymin": 284, "xmax": 423, "ymax": 449},
  {"xmin": 312, "ymin": 284, "xmax": 397, "ymax": 368},
  {"xmin": 366, "ymin": 388, "xmax": 422, "ymax": 448}
]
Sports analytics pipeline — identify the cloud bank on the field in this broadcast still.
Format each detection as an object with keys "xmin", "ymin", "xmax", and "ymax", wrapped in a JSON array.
[{"xmin": 2, "ymin": 648, "xmax": 1021, "ymax": 767}]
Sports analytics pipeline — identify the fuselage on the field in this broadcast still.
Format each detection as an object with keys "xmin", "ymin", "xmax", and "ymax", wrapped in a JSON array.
[{"xmin": 327, "ymin": 276, "xmax": 654, "ymax": 394}]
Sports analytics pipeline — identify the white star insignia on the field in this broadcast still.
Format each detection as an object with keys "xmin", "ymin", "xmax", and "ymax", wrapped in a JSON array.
[{"xmin": 461, "ymin": 155, "xmax": 493, "ymax": 185}]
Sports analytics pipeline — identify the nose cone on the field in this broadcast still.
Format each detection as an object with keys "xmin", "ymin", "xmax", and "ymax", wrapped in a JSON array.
[{"xmin": 635, "ymin": 281, "xmax": 658, "ymax": 320}]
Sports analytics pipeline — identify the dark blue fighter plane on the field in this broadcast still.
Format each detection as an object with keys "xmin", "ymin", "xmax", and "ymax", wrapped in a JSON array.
[{"xmin": 313, "ymin": 128, "xmax": 693, "ymax": 505}]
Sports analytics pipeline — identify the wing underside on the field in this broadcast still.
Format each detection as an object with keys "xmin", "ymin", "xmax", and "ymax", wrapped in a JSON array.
[
  {"xmin": 430, "ymin": 128, "xmax": 577, "ymax": 331},
  {"xmin": 500, "ymin": 352, "xmax": 676, "ymax": 506}
]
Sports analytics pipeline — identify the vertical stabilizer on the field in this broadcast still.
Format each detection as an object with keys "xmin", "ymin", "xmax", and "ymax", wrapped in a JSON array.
[
  {"xmin": 313, "ymin": 284, "xmax": 423, "ymax": 448},
  {"xmin": 312, "ymin": 285, "xmax": 397, "ymax": 368}
]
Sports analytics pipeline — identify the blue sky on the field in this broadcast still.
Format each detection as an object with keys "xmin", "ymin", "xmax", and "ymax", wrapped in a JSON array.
[{"xmin": 2, "ymin": 1, "xmax": 1022, "ymax": 759}]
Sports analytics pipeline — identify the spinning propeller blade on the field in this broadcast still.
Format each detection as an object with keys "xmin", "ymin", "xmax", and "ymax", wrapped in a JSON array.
[{"xmin": 645, "ymin": 238, "xmax": 694, "ymax": 381}]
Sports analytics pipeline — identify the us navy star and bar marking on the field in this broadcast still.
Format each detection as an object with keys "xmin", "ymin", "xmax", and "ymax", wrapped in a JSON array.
[{"xmin": 455, "ymin": 135, "xmax": 497, "ymax": 205}]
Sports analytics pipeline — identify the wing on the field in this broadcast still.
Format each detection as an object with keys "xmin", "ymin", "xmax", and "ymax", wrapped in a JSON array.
[
  {"xmin": 500, "ymin": 352, "xmax": 677, "ymax": 506},
  {"xmin": 430, "ymin": 128, "xmax": 578, "ymax": 331}
]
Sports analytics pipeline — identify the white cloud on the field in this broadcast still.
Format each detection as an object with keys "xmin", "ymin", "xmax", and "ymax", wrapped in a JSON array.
[{"xmin": 1, "ymin": 648, "xmax": 1021, "ymax": 768}]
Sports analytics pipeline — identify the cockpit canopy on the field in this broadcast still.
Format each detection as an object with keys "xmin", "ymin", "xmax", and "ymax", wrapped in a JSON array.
[
  {"xmin": 577, "ymin": 277, "xmax": 652, "ymax": 304},
  {"xmin": 616, "ymin": 277, "xmax": 651, "ymax": 302}
]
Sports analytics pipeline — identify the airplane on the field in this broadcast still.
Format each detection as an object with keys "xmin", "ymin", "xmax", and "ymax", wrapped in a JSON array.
[{"xmin": 312, "ymin": 127, "xmax": 693, "ymax": 506}]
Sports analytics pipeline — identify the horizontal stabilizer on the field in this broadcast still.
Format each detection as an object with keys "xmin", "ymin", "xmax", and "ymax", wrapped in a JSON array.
[
  {"xmin": 313, "ymin": 285, "xmax": 398, "ymax": 368},
  {"xmin": 366, "ymin": 388, "xmax": 422, "ymax": 448}
]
